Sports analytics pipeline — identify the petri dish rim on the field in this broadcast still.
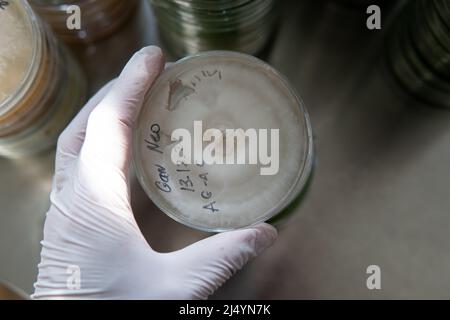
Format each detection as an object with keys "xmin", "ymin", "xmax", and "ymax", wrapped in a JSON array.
[{"xmin": 133, "ymin": 50, "xmax": 314, "ymax": 232}]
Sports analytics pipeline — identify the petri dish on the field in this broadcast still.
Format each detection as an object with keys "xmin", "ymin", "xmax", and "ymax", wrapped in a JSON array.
[
  {"xmin": 133, "ymin": 51, "xmax": 314, "ymax": 232},
  {"xmin": 0, "ymin": 0, "xmax": 87, "ymax": 157},
  {"xmin": 30, "ymin": 0, "xmax": 138, "ymax": 44}
]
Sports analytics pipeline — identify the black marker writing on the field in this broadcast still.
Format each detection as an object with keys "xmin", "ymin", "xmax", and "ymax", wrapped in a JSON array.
[{"xmin": 145, "ymin": 123, "xmax": 163, "ymax": 154}]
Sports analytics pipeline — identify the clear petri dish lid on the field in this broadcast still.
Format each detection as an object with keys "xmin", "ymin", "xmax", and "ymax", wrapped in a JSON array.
[
  {"xmin": 0, "ymin": 0, "xmax": 40, "ymax": 116},
  {"xmin": 133, "ymin": 51, "xmax": 314, "ymax": 232}
]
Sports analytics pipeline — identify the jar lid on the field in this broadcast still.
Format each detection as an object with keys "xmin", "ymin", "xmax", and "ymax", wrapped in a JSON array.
[
  {"xmin": 133, "ymin": 51, "xmax": 313, "ymax": 232},
  {"xmin": 0, "ymin": 1, "xmax": 36, "ymax": 113}
]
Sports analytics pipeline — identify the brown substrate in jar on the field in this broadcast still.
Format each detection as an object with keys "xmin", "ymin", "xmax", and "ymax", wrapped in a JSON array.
[
  {"xmin": 0, "ymin": 26, "xmax": 62, "ymax": 137},
  {"xmin": 30, "ymin": 0, "xmax": 139, "ymax": 44},
  {"xmin": 0, "ymin": 44, "xmax": 87, "ymax": 157}
]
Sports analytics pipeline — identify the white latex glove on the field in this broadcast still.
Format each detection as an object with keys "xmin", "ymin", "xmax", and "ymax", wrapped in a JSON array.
[{"xmin": 32, "ymin": 46, "xmax": 278, "ymax": 300}]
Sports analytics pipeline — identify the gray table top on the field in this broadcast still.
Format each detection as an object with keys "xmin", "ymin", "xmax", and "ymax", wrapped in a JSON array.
[{"xmin": 1, "ymin": 0, "xmax": 449, "ymax": 299}]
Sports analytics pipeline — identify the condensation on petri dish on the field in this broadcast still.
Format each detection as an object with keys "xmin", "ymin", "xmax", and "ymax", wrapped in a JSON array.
[
  {"xmin": 134, "ymin": 53, "xmax": 311, "ymax": 231},
  {"xmin": 0, "ymin": 3, "xmax": 33, "ymax": 104}
]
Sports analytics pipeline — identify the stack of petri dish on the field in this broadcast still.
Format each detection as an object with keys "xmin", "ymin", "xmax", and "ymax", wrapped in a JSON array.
[
  {"xmin": 29, "ymin": 0, "xmax": 138, "ymax": 43},
  {"xmin": 0, "ymin": 0, "xmax": 87, "ymax": 158},
  {"xmin": 387, "ymin": 0, "xmax": 450, "ymax": 108},
  {"xmin": 149, "ymin": 0, "xmax": 279, "ymax": 58}
]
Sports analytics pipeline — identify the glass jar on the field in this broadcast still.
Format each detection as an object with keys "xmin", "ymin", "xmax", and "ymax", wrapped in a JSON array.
[
  {"xmin": 133, "ymin": 51, "xmax": 314, "ymax": 232},
  {"xmin": 0, "ymin": 0, "xmax": 87, "ymax": 158},
  {"xmin": 149, "ymin": 0, "xmax": 280, "ymax": 58},
  {"xmin": 29, "ymin": 0, "xmax": 139, "ymax": 43}
]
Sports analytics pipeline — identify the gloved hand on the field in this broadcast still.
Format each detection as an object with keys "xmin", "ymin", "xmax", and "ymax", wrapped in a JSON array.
[{"xmin": 32, "ymin": 46, "xmax": 278, "ymax": 300}]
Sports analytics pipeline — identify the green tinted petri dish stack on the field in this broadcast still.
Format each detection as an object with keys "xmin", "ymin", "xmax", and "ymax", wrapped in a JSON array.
[
  {"xmin": 387, "ymin": 0, "xmax": 450, "ymax": 108},
  {"xmin": 149, "ymin": 0, "xmax": 279, "ymax": 58}
]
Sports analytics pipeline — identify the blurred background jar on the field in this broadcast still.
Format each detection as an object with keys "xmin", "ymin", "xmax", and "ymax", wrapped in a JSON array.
[
  {"xmin": 149, "ymin": 0, "xmax": 280, "ymax": 58},
  {"xmin": 29, "ymin": 0, "xmax": 139, "ymax": 44},
  {"xmin": 0, "ymin": 0, "xmax": 87, "ymax": 158},
  {"xmin": 0, "ymin": 281, "xmax": 27, "ymax": 300},
  {"xmin": 387, "ymin": 0, "xmax": 450, "ymax": 108}
]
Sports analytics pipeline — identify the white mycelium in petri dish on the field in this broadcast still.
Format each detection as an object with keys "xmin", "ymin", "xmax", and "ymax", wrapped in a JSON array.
[{"xmin": 134, "ymin": 51, "xmax": 313, "ymax": 232}]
